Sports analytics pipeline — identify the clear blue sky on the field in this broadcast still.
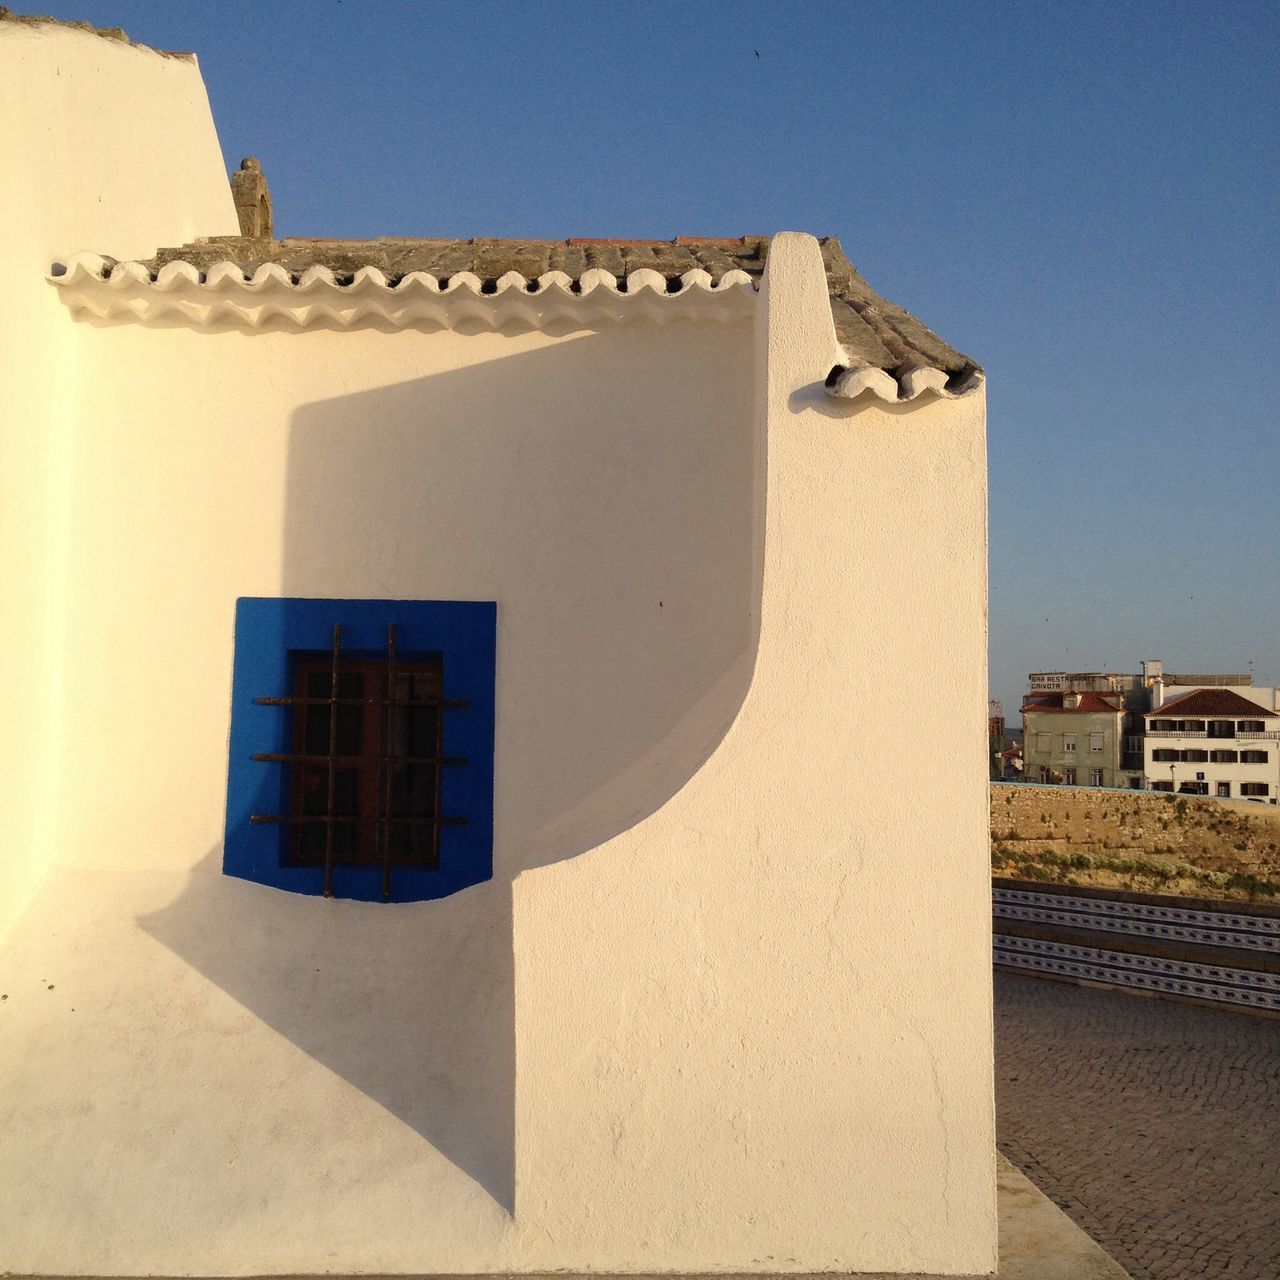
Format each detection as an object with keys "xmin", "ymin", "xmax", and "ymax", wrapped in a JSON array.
[{"xmin": 63, "ymin": 1, "xmax": 1280, "ymax": 718}]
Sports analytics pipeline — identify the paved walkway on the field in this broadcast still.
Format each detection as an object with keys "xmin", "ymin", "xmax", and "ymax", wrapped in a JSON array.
[{"xmin": 995, "ymin": 973, "xmax": 1280, "ymax": 1280}]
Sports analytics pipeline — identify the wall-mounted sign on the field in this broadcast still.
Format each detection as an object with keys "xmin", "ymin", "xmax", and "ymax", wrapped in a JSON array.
[{"xmin": 1029, "ymin": 673, "xmax": 1067, "ymax": 691}]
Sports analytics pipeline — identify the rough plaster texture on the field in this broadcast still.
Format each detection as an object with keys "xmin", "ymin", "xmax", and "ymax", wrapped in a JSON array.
[
  {"xmin": 0, "ymin": 27, "xmax": 995, "ymax": 1277},
  {"xmin": 510, "ymin": 236, "xmax": 995, "ymax": 1274},
  {"xmin": 0, "ymin": 20, "xmax": 237, "ymax": 942}
]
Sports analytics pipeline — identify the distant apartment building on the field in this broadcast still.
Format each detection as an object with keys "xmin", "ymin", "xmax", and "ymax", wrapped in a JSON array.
[
  {"xmin": 1021, "ymin": 660, "xmax": 1278, "ymax": 793},
  {"xmin": 1021, "ymin": 689, "xmax": 1141, "ymax": 789},
  {"xmin": 1145, "ymin": 686, "xmax": 1280, "ymax": 802}
]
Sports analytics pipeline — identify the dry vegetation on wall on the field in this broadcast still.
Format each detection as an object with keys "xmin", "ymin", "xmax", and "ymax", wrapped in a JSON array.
[{"xmin": 991, "ymin": 784, "xmax": 1280, "ymax": 902}]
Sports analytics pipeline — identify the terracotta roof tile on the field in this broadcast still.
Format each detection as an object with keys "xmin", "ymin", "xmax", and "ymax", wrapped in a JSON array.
[
  {"xmin": 1023, "ymin": 692, "xmax": 1124, "ymax": 714},
  {"xmin": 1146, "ymin": 689, "xmax": 1276, "ymax": 719}
]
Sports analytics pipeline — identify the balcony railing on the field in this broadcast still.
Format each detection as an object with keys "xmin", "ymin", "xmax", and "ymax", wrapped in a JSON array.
[{"xmin": 1145, "ymin": 729, "xmax": 1280, "ymax": 740}]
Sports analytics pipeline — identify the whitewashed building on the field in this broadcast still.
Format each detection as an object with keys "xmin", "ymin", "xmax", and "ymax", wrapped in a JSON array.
[
  {"xmin": 1146, "ymin": 687, "xmax": 1280, "ymax": 802},
  {"xmin": 0, "ymin": 12, "xmax": 994, "ymax": 1277}
]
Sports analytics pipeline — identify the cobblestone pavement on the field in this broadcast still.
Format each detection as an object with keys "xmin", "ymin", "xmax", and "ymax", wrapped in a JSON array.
[{"xmin": 995, "ymin": 973, "xmax": 1280, "ymax": 1280}]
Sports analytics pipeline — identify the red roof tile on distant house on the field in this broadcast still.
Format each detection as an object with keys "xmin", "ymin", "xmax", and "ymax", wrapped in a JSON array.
[
  {"xmin": 1022, "ymin": 692, "xmax": 1124, "ymax": 714},
  {"xmin": 1145, "ymin": 688, "xmax": 1277, "ymax": 719}
]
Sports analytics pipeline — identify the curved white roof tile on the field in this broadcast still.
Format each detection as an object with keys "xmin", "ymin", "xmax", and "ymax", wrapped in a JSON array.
[
  {"xmin": 51, "ymin": 251, "xmax": 757, "ymax": 333},
  {"xmin": 50, "ymin": 237, "xmax": 981, "ymax": 401}
]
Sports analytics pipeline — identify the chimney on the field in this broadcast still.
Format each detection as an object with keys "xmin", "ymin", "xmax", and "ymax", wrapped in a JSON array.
[
  {"xmin": 230, "ymin": 156, "xmax": 273, "ymax": 239},
  {"xmin": 1152, "ymin": 678, "xmax": 1165, "ymax": 709}
]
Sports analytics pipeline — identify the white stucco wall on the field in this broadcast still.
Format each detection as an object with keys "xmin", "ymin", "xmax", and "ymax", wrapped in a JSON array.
[
  {"xmin": 511, "ymin": 237, "xmax": 995, "ymax": 1275},
  {"xmin": 0, "ymin": 24, "xmax": 995, "ymax": 1278},
  {"xmin": 0, "ymin": 19, "xmax": 237, "ymax": 941}
]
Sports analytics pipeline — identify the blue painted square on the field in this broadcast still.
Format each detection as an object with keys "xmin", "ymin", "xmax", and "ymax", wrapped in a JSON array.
[{"xmin": 224, "ymin": 597, "xmax": 495, "ymax": 901}]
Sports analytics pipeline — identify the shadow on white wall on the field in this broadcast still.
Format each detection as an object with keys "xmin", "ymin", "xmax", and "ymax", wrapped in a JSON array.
[{"xmin": 140, "ymin": 329, "xmax": 764, "ymax": 1211}]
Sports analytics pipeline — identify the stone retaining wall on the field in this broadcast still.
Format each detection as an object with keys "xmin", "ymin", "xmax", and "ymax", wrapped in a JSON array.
[{"xmin": 991, "ymin": 784, "xmax": 1280, "ymax": 901}]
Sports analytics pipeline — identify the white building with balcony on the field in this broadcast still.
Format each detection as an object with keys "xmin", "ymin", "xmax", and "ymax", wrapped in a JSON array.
[{"xmin": 1145, "ymin": 687, "xmax": 1280, "ymax": 803}]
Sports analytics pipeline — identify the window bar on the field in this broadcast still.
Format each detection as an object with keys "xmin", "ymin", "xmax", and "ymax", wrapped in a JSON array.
[
  {"xmin": 256, "ymin": 695, "xmax": 470, "ymax": 709},
  {"xmin": 251, "ymin": 815, "xmax": 467, "ymax": 827},
  {"xmin": 432, "ymin": 656, "xmax": 445, "ymax": 870},
  {"xmin": 380, "ymin": 623, "xmax": 399, "ymax": 901},
  {"xmin": 323, "ymin": 623, "xmax": 341, "ymax": 899},
  {"xmin": 251, "ymin": 752, "xmax": 467, "ymax": 767}
]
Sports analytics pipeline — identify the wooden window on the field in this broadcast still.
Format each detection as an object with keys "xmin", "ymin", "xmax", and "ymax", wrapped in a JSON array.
[
  {"xmin": 252, "ymin": 625, "xmax": 468, "ymax": 897},
  {"xmin": 287, "ymin": 652, "xmax": 448, "ymax": 872},
  {"xmin": 224, "ymin": 599, "xmax": 496, "ymax": 904}
]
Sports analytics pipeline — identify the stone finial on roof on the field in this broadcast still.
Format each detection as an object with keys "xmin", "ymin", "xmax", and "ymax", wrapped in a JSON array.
[{"xmin": 229, "ymin": 157, "xmax": 272, "ymax": 239}]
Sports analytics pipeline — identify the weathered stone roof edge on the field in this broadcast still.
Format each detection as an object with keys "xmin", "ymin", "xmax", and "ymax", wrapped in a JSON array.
[
  {"xmin": 0, "ymin": 7, "xmax": 194, "ymax": 59},
  {"xmin": 819, "ymin": 238, "xmax": 982, "ymax": 400}
]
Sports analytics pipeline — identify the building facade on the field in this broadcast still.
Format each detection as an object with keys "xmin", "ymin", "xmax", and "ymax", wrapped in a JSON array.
[
  {"xmin": 1021, "ymin": 662, "xmax": 1278, "ymax": 793},
  {"xmin": 1021, "ymin": 690, "xmax": 1140, "ymax": 789},
  {"xmin": 1145, "ymin": 687, "xmax": 1280, "ymax": 802},
  {"xmin": 0, "ymin": 13, "xmax": 994, "ymax": 1277}
]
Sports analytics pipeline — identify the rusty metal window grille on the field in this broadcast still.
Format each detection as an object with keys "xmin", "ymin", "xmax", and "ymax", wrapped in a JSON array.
[{"xmin": 250, "ymin": 624, "xmax": 469, "ymax": 899}]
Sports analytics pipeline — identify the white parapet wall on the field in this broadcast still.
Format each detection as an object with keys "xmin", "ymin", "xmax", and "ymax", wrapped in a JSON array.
[
  {"xmin": 510, "ymin": 235, "xmax": 995, "ymax": 1274},
  {"xmin": 0, "ymin": 19, "xmax": 995, "ymax": 1277},
  {"xmin": 0, "ymin": 16, "xmax": 238, "ymax": 942}
]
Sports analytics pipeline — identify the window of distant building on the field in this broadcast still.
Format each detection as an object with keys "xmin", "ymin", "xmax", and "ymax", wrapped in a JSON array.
[
  {"xmin": 1210, "ymin": 750, "xmax": 1239, "ymax": 764},
  {"xmin": 1241, "ymin": 782, "xmax": 1270, "ymax": 797},
  {"xmin": 1152, "ymin": 749, "xmax": 1177, "ymax": 763},
  {"xmin": 1089, "ymin": 733, "xmax": 1104, "ymax": 752},
  {"xmin": 1241, "ymin": 750, "xmax": 1269, "ymax": 765},
  {"xmin": 1151, "ymin": 780, "xmax": 1173, "ymax": 792},
  {"xmin": 1063, "ymin": 768, "xmax": 1077, "ymax": 785},
  {"xmin": 1063, "ymin": 735, "xmax": 1077, "ymax": 754},
  {"xmin": 224, "ymin": 598, "xmax": 496, "ymax": 902},
  {"xmin": 1238, "ymin": 720, "xmax": 1265, "ymax": 733},
  {"xmin": 1089, "ymin": 769, "xmax": 1103, "ymax": 787},
  {"xmin": 1216, "ymin": 782, "xmax": 1231, "ymax": 797}
]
